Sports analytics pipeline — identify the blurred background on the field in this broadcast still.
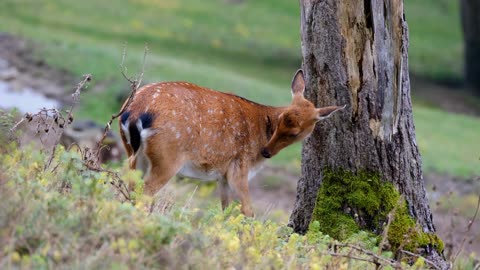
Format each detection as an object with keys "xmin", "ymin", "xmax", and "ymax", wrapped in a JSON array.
[{"xmin": 0, "ymin": 0, "xmax": 479, "ymax": 259}]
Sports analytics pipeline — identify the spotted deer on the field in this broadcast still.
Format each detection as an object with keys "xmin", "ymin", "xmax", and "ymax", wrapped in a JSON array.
[{"xmin": 119, "ymin": 70, "xmax": 344, "ymax": 216}]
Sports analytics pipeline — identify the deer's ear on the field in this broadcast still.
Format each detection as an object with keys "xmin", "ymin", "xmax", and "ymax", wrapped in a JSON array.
[
  {"xmin": 291, "ymin": 69, "xmax": 305, "ymax": 96},
  {"xmin": 315, "ymin": 105, "xmax": 346, "ymax": 121}
]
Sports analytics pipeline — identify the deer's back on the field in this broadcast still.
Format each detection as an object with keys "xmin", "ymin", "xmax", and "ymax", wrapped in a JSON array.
[{"xmin": 126, "ymin": 82, "xmax": 265, "ymax": 169}]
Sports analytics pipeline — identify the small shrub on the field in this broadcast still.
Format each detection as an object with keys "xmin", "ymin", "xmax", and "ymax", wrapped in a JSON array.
[{"xmin": 0, "ymin": 145, "xmax": 449, "ymax": 269}]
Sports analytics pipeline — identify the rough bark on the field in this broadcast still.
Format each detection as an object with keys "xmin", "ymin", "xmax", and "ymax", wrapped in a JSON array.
[
  {"xmin": 461, "ymin": 0, "xmax": 480, "ymax": 92},
  {"xmin": 289, "ymin": 0, "xmax": 447, "ymax": 268}
]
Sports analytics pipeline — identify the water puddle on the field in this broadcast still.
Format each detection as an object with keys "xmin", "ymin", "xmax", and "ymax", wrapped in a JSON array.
[{"xmin": 0, "ymin": 81, "xmax": 59, "ymax": 113}]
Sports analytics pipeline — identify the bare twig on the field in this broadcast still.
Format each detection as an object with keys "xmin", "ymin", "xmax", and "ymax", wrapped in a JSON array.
[
  {"xmin": 8, "ymin": 118, "xmax": 25, "ymax": 134},
  {"xmin": 260, "ymin": 202, "xmax": 275, "ymax": 222},
  {"xmin": 452, "ymin": 194, "xmax": 480, "ymax": 263},
  {"xmin": 82, "ymin": 158, "xmax": 132, "ymax": 202},
  {"xmin": 320, "ymin": 252, "xmax": 381, "ymax": 266},
  {"xmin": 8, "ymin": 46, "xmax": 149, "ymax": 202},
  {"xmin": 120, "ymin": 43, "xmax": 133, "ymax": 84},
  {"xmin": 93, "ymin": 44, "xmax": 149, "ymax": 163},
  {"xmin": 9, "ymin": 74, "xmax": 92, "ymax": 171},
  {"xmin": 77, "ymin": 45, "xmax": 149, "ymax": 202},
  {"xmin": 399, "ymin": 250, "xmax": 441, "ymax": 270},
  {"xmin": 119, "ymin": 42, "xmax": 148, "ymax": 91},
  {"xmin": 73, "ymin": 44, "xmax": 148, "ymax": 188},
  {"xmin": 378, "ymin": 196, "xmax": 403, "ymax": 255},
  {"xmin": 334, "ymin": 243, "xmax": 400, "ymax": 268},
  {"xmin": 180, "ymin": 185, "xmax": 198, "ymax": 219}
]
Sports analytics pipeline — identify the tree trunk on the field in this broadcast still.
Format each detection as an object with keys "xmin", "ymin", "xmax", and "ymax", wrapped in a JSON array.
[
  {"xmin": 461, "ymin": 0, "xmax": 480, "ymax": 92},
  {"xmin": 289, "ymin": 0, "xmax": 447, "ymax": 267}
]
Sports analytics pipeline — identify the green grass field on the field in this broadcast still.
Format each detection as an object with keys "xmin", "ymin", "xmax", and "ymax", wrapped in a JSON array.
[{"xmin": 1, "ymin": 0, "xmax": 478, "ymax": 177}]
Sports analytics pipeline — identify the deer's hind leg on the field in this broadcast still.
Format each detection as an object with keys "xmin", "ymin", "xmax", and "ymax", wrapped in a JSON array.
[
  {"xmin": 142, "ymin": 142, "xmax": 183, "ymax": 196},
  {"xmin": 219, "ymin": 178, "xmax": 232, "ymax": 210},
  {"xmin": 226, "ymin": 162, "xmax": 253, "ymax": 217}
]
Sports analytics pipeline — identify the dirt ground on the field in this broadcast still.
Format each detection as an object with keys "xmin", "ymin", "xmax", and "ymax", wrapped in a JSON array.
[
  {"xmin": 0, "ymin": 33, "xmax": 73, "ymax": 103},
  {"xmin": 1, "ymin": 33, "xmax": 479, "ymax": 260}
]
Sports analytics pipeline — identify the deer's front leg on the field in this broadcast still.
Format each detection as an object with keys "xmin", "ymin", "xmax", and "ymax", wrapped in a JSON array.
[{"xmin": 227, "ymin": 165, "xmax": 253, "ymax": 217}]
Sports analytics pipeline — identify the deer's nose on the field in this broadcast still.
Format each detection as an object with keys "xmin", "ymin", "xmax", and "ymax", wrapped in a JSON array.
[{"xmin": 261, "ymin": 147, "xmax": 272, "ymax": 158}]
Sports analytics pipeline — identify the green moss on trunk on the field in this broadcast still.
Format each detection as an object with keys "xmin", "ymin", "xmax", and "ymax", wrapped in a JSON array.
[{"xmin": 309, "ymin": 169, "xmax": 444, "ymax": 254}]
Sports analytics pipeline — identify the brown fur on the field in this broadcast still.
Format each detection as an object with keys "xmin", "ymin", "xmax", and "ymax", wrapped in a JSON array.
[{"xmin": 119, "ymin": 70, "xmax": 344, "ymax": 217}]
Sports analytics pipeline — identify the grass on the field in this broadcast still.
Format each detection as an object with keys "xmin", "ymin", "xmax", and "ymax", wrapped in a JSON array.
[
  {"xmin": 0, "ymin": 0, "xmax": 478, "ymax": 177},
  {"xmin": 406, "ymin": 0, "xmax": 463, "ymax": 81},
  {"xmin": 415, "ymin": 107, "xmax": 480, "ymax": 177},
  {"xmin": 7, "ymin": 144, "xmax": 469, "ymax": 269}
]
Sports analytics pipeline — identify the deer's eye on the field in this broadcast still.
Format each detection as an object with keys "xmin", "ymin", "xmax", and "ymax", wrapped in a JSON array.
[{"xmin": 283, "ymin": 115, "xmax": 296, "ymax": 128}]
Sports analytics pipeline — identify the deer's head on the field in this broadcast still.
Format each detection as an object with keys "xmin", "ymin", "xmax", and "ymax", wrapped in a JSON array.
[{"xmin": 261, "ymin": 70, "xmax": 345, "ymax": 158}]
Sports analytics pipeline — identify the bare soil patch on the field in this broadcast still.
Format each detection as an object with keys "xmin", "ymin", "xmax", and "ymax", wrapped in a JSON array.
[
  {"xmin": 411, "ymin": 75, "xmax": 480, "ymax": 116},
  {"xmin": 0, "ymin": 33, "xmax": 72, "ymax": 103}
]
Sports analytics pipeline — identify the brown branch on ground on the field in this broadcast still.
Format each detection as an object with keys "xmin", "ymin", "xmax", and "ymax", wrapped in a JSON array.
[
  {"xmin": 333, "ymin": 243, "xmax": 401, "ymax": 269},
  {"xmin": 400, "ymin": 250, "xmax": 441, "ymax": 270},
  {"xmin": 320, "ymin": 251, "xmax": 385, "ymax": 267}
]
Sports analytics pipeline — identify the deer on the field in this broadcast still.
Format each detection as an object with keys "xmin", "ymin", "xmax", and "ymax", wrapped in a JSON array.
[{"xmin": 119, "ymin": 69, "xmax": 344, "ymax": 217}]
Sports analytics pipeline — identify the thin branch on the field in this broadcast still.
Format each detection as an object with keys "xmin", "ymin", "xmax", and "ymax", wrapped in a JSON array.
[
  {"xmin": 335, "ymin": 243, "xmax": 400, "ymax": 268},
  {"xmin": 9, "ymin": 74, "xmax": 92, "ymax": 171},
  {"xmin": 320, "ymin": 247, "xmax": 403, "ymax": 269},
  {"xmin": 400, "ymin": 250, "xmax": 441, "ymax": 270},
  {"xmin": 120, "ymin": 43, "xmax": 134, "ymax": 84},
  {"xmin": 79, "ymin": 45, "xmax": 149, "ymax": 202},
  {"xmin": 8, "ymin": 117, "xmax": 25, "ymax": 134},
  {"xmin": 452, "ymin": 194, "xmax": 480, "ymax": 263},
  {"xmin": 320, "ymin": 252, "xmax": 380, "ymax": 265},
  {"xmin": 136, "ymin": 43, "xmax": 148, "ymax": 89},
  {"xmin": 180, "ymin": 185, "xmax": 198, "ymax": 219},
  {"xmin": 378, "ymin": 196, "xmax": 403, "ymax": 255},
  {"xmin": 93, "ymin": 44, "xmax": 149, "ymax": 157}
]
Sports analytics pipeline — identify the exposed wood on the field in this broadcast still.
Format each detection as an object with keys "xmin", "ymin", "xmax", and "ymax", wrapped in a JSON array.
[{"xmin": 289, "ymin": 0, "xmax": 447, "ymax": 268}]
